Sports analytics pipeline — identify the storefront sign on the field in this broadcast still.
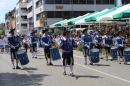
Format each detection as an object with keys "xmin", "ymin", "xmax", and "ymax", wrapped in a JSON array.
[{"xmin": 56, "ymin": 6, "xmax": 63, "ymax": 9}]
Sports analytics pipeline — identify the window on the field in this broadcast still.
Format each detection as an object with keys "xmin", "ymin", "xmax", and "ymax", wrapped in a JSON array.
[
  {"xmin": 73, "ymin": 11, "xmax": 79, "ymax": 17},
  {"xmin": 110, "ymin": 0, "xmax": 114, "ymax": 4},
  {"xmin": 125, "ymin": 0, "xmax": 129, "ymax": 4},
  {"xmin": 86, "ymin": 0, "xmax": 94, "ymax": 4},
  {"xmin": 28, "ymin": 6, "xmax": 32, "ymax": 13},
  {"xmin": 36, "ymin": 12, "xmax": 44, "ymax": 20},
  {"xmin": 21, "ymin": 24, "xmax": 27, "ymax": 29},
  {"xmin": 63, "ymin": 11, "xmax": 71, "ymax": 18},
  {"xmin": 73, "ymin": 0, "xmax": 79, "ymax": 4},
  {"xmin": 63, "ymin": 0, "xmax": 71, "ymax": 4},
  {"xmin": 55, "ymin": 0, "xmax": 62, "ymax": 4},
  {"xmin": 47, "ymin": 11, "xmax": 54, "ymax": 18},
  {"xmin": 55, "ymin": 11, "xmax": 62, "ymax": 18},
  {"xmin": 96, "ymin": 0, "xmax": 103, "ymax": 4},
  {"xmin": 21, "ymin": 8, "xmax": 27, "ymax": 13},
  {"xmin": 102, "ymin": 0, "xmax": 110, "ymax": 4},
  {"xmin": 46, "ymin": 0, "xmax": 54, "ymax": 4},
  {"xmin": 79, "ymin": 11, "xmax": 87, "ymax": 16},
  {"xmin": 79, "ymin": 0, "xmax": 86, "ymax": 4},
  {"xmin": 29, "ymin": 17, "xmax": 33, "ymax": 22},
  {"xmin": 21, "ymin": 16, "xmax": 27, "ymax": 21},
  {"xmin": 36, "ymin": 0, "xmax": 43, "ymax": 8}
]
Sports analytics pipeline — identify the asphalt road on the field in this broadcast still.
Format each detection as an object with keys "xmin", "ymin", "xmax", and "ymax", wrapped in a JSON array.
[{"xmin": 0, "ymin": 48, "xmax": 130, "ymax": 86}]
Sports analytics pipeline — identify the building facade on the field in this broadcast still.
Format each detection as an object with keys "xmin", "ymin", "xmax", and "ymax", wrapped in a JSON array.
[
  {"xmin": 16, "ymin": 0, "xmax": 28, "ymax": 34},
  {"xmin": 27, "ymin": 0, "xmax": 129, "ymax": 33}
]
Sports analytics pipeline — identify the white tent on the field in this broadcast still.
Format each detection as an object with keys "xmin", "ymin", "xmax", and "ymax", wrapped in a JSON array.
[
  {"xmin": 97, "ymin": 3, "xmax": 130, "ymax": 21},
  {"xmin": 74, "ymin": 9, "xmax": 108, "ymax": 25}
]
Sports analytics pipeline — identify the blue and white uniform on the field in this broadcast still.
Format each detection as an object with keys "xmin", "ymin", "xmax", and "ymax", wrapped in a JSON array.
[
  {"xmin": 60, "ymin": 37, "xmax": 77, "ymax": 74},
  {"xmin": 41, "ymin": 34, "xmax": 53, "ymax": 64},
  {"xmin": 30, "ymin": 36, "xmax": 37, "ymax": 58},
  {"xmin": 82, "ymin": 34, "xmax": 93, "ymax": 57},
  {"xmin": 115, "ymin": 36, "xmax": 126, "ymax": 60},
  {"xmin": 103, "ymin": 35, "xmax": 113, "ymax": 57},
  {"xmin": 8, "ymin": 34, "xmax": 21, "ymax": 68}
]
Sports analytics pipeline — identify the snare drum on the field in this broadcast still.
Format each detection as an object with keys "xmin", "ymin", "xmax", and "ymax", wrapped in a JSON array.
[
  {"xmin": 50, "ymin": 47, "xmax": 61, "ymax": 61},
  {"xmin": 17, "ymin": 49, "xmax": 29, "ymax": 65},
  {"xmin": 110, "ymin": 46, "xmax": 118, "ymax": 59},
  {"xmin": 90, "ymin": 48, "xmax": 100, "ymax": 63},
  {"xmin": 124, "ymin": 48, "xmax": 130, "ymax": 63}
]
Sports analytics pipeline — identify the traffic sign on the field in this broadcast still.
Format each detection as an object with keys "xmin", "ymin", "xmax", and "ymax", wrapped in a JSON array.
[{"xmin": 39, "ymin": 18, "xmax": 44, "ymax": 24}]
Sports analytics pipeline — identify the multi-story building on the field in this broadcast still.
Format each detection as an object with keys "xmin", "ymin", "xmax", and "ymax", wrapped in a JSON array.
[
  {"xmin": 16, "ymin": 0, "xmax": 28, "ymax": 34},
  {"xmin": 0, "ymin": 23, "xmax": 5, "ymax": 28},
  {"xmin": 27, "ymin": 0, "xmax": 129, "ymax": 33}
]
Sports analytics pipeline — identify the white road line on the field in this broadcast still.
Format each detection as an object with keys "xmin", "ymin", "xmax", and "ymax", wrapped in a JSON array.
[
  {"xmin": 75, "ymin": 62, "xmax": 130, "ymax": 84},
  {"xmin": 74, "ymin": 55, "xmax": 84, "ymax": 58}
]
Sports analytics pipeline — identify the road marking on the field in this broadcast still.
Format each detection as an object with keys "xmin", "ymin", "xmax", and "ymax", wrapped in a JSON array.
[
  {"xmin": 75, "ymin": 62, "xmax": 130, "ymax": 83},
  {"xmin": 74, "ymin": 55, "xmax": 84, "ymax": 58}
]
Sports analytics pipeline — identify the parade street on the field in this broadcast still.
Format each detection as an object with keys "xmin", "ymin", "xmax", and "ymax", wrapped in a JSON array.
[{"xmin": 0, "ymin": 48, "xmax": 130, "ymax": 86}]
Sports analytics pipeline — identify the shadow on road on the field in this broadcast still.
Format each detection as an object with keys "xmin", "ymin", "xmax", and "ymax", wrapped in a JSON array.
[
  {"xmin": 93, "ymin": 64, "xmax": 110, "ymax": 66},
  {"xmin": 0, "ymin": 72, "xmax": 50, "ymax": 86},
  {"xmin": 22, "ymin": 67, "xmax": 38, "ymax": 70},
  {"xmin": 75, "ymin": 75, "xmax": 103, "ymax": 80},
  {"xmin": 53, "ymin": 65, "xmax": 63, "ymax": 67}
]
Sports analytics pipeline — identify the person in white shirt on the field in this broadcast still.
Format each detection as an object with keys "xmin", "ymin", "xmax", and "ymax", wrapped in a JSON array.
[
  {"xmin": 22, "ymin": 35, "xmax": 31, "ymax": 53},
  {"xmin": 0, "ymin": 37, "xmax": 5, "ymax": 53},
  {"xmin": 3, "ymin": 34, "xmax": 9, "ymax": 53}
]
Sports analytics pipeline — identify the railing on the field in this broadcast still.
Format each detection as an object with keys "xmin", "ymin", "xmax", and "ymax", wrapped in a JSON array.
[
  {"xmin": 21, "ymin": 10, "xmax": 28, "ymax": 13},
  {"xmin": 21, "ymin": 18, "xmax": 28, "ymax": 21},
  {"xmin": 21, "ymin": 26, "xmax": 27, "ymax": 29}
]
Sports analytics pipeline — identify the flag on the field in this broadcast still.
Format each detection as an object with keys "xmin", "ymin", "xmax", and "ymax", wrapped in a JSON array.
[{"xmin": 114, "ymin": 0, "xmax": 122, "ymax": 7}]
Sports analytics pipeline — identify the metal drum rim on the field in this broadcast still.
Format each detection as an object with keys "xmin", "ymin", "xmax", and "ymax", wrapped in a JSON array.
[{"xmin": 17, "ymin": 49, "xmax": 26, "ymax": 54}]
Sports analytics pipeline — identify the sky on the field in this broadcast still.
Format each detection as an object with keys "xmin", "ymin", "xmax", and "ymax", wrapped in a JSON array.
[{"xmin": 0, "ymin": 0, "xmax": 18, "ymax": 23}]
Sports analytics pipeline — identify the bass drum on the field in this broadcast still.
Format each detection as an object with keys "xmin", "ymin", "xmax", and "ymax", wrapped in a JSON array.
[{"xmin": 17, "ymin": 49, "xmax": 29, "ymax": 65}]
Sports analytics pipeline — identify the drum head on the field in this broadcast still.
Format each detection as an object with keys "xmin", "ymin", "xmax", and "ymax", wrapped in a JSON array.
[
  {"xmin": 124, "ymin": 48, "xmax": 130, "ymax": 51},
  {"xmin": 91, "ymin": 48, "xmax": 99, "ymax": 52},
  {"xmin": 17, "ymin": 49, "xmax": 26, "ymax": 54},
  {"xmin": 111, "ymin": 46, "xmax": 118, "ymax": 49}
]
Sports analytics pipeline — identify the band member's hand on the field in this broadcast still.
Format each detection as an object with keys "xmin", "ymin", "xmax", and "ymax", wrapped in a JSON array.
[
  {"xmin": 119, "ymin": 44, "xmax": 124, "ymax": 47},
  {"xmin": 85, "ymin": 44, "xmax": 90, "ymax": 49},
  {"xmin": 44, "ymin": 44, "xmax": 49, "ymax": 46}
]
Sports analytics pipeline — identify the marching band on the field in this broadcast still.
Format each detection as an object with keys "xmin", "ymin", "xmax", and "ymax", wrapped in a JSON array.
[{"xmin": 1, "ymin": 26, "xmax": 130, "ymax": 76}]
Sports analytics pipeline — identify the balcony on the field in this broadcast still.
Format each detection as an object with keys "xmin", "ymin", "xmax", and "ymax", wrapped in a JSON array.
[
  {"xmin": 21, "ymin": 10, "xmax": 28, "ymax": 13},
  {"xmin": 21, "ymin": 26, "xmax": 27, "ymax": 29},
  {"xmin": 21, "ymin": 18, "xmax": 28, "ymax": 21}
]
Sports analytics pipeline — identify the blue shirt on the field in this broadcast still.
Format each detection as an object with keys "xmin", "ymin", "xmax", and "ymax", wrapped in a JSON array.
[
  {"xmin": 41, "ymin": 35, "xmax": 53, "ymax": 49},
  {"xmin": 60, "ymin": 37, "xmax": 77, "ymax": 54},
  {"xmin": 103, "ymin": 36, "xmax": 112, "ymax": 46},
  {"xmin": 8, "ymin": 34, "xmax": 20, "ymax": 51},
  {"xmin": 81, "ymin": 34, "xmax": 93, "ymax": 48},
  {"xmin": 30, "ymin": 36, "xmax": 37, "ymax": 44},
  {"xmin": 116, "ymin": 36, "xmax": 126, "ymax": 48}
]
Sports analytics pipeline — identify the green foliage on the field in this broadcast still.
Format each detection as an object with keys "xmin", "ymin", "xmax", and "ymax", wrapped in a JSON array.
[
  {"xmin": 75, "ymin": 44, "xmax": 83, "ymax": 51},
  {"xmin": 0, "ymin": 28, "xmax": 5, "ymax": 35}
]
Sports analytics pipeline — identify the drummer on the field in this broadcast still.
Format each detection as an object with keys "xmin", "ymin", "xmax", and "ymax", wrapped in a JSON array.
[
  {"xmin": 41, "ymin": 29, "xmax": 53, "ymax": 65},
  {"xmin": 94, "ymin": 31, "xmax": 103, "ymax": 58},
  {"xmin": 103, "ymin": 32, "xmax": 113, "ymax": 60},
  {"xmin": 81, "ymin": 29, "xmax": 93, "ymax": 65},
  {"xmin": 115, "ymin": 31, "xmax": 126, "ymax": 64},
  {"xmin": 60, "ymin": 30, "xmax": 77, "ymax": 77},
  {"xmin": 8, "ymin": 29, "xmax": 21, "ymax": 69},
  {"xmin": 30, "ymin": 31, "xmax": 37, "ymax": 58}
]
